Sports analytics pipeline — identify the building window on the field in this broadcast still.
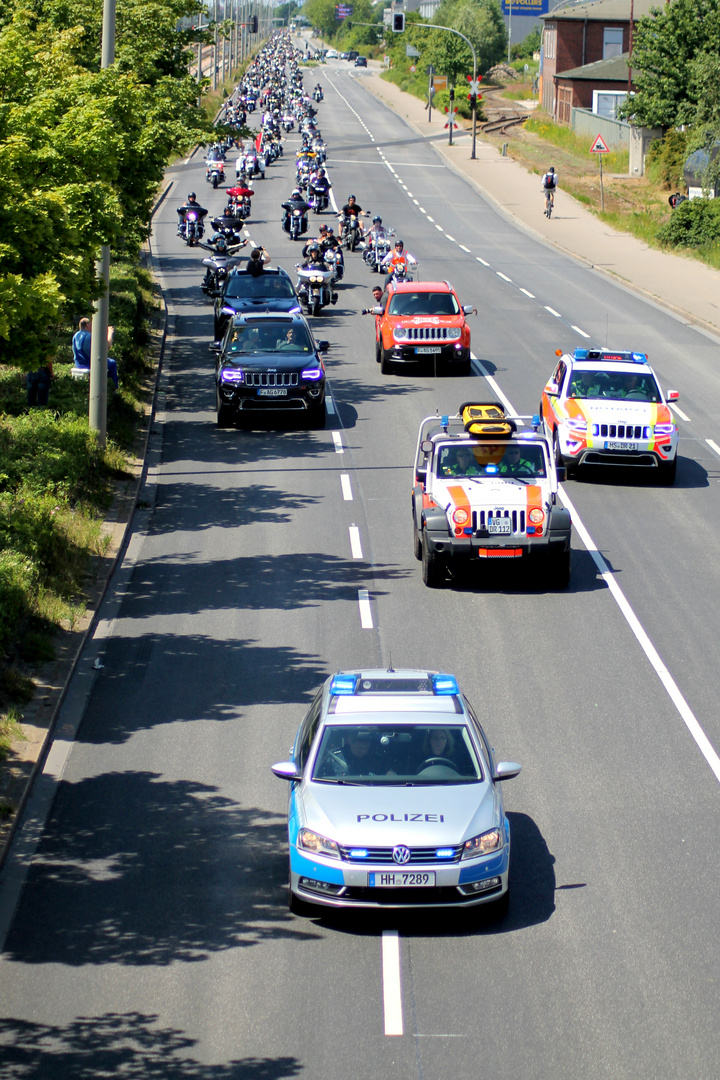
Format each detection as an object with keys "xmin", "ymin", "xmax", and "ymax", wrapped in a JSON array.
[
  {"xmin": 593, "ymin": 90, "xmax": 628, "ymax": 119},
  {"xmin": 544, "ymin": 24, "xmax": 556, "ymax": 60},
  {"xmin": 603, "ymin": 27, "xmax": 623, "ymax": 59}
]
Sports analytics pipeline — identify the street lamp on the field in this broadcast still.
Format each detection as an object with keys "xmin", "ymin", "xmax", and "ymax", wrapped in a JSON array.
[{"xmin": 413, "ymin": 22, "xmax": 479, "ymax": 159}]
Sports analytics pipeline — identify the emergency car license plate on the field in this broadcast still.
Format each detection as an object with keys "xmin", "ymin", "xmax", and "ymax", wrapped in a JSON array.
[
  {"xmin": 605, "ymin": 441, "xmax": 637, "ymax": 451},
  {"xmin": 369, "ymin": 872, "xmax": 435, "ymax": 887},
  {"xmin": 415, "ymin": 346, "xmax": 441, "ymax": 355},
  {"xmin": 488, "ymin": 520, "xmax": 512, "ymax": 535},
  {"xmin": 257, "ymin": 388, "xmax": 288, "ymax": 397}
]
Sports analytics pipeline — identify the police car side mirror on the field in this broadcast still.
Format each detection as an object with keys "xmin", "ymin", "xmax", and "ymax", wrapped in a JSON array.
[
  {"xmin": 666, "ymin": 389, "xmax": 679, "ymax": 401},
  {"xmin": 271, "ymin": 761, "xmax": 302, "ymax": 782},
  {"xmin": 372, "ymin": 305, "xmax": 384, "ymax": 315},
  {"xmin": 556, "ymin": 466, "xmax": 567, "ymax": 483},
  {"xmin": 493, "ymin": 761, "xmax": 521, "ymax": 782},
  {"xmin": 462, "ymin": 305, "xmax": 477, "ymax": 316}
]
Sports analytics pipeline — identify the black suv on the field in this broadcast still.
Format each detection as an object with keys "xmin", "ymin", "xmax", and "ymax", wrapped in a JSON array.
[
  {"xmin": 213, "ymin": 266, "xmax": 300, "ymax": 341},
  {"xmin": 214, "ymin": 312, "xmax": 328, "ymax": 428}
]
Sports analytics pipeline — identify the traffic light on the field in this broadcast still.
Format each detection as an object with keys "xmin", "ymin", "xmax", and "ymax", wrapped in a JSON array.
[
  {"xmin": 392, "ymin": 12, "xmax": 405, "ymax": 32},
  {"xmin": 249, "ymin": 14, "xmax": 258, "ymax": 32}
]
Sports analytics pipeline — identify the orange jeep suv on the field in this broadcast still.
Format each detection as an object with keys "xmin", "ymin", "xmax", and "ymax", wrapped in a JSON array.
[{"xmin": 374, "ymin": 280, "xmax": 476, "ymax": 376}]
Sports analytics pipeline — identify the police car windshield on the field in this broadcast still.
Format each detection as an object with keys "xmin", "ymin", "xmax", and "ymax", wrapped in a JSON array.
[
  {"xmin": 226, "ymin": 275, "xmax": 295, "ymax": 299},
  {"xmin": 438, "ymin": 443, "xmax": 546, "ymax": 479},
  {"xmin": 388, "ymin": 293, "xmax": 459, "ymax": 316},
  {"xmin": 312, "ymin": 724, "xmax": 483, "ymax": 785}
]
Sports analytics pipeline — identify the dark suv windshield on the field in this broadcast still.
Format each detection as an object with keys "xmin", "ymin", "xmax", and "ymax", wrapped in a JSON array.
[
  {"xmin": 389, "ymin": 292, "xmax": 460, "ymax": 316},
  {"xmin": 225, "ymin": 275, "xmax": 295, "ymax": 300},
  {"xmin": 227, "ymin": 322, "xmax": 313, "ymax": 355}
]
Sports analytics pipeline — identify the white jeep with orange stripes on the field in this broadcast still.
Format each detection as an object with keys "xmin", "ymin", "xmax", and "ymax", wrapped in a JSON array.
[{"xmin": 412, "ymin": 403, "xmax": 572, "ymax": 589}]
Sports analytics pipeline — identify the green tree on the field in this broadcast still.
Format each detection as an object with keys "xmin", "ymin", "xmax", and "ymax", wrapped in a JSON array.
[
  {"xmin": 412, "ymin": 0, "xmax": 506, "ymax": 83},
  {"xmin": 621, "ymin": 0, "xmax": 720, "ymax": 128},
  {"xmin": 685, "ymin": 51, "xmax": 720, "ymax": 193}
]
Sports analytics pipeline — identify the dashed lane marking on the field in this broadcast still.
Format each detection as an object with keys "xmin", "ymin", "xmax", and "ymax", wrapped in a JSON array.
[
  {"xmin": 332, "ymin": 431, "xmax": 344, "ymax": 454},
  {"xmin": 572, "ymin": 325, "xmax": 590, "ymax": 338},
  {"xmin": 382, "ymin": 930, "xmax": 403, "ymax": 1036},
  {"xmin": 349, "ymin": 526, "xmax": 363, "ymax": 559},
  {"xmin": 358, "ymin": 589, "xmax": 373, "ymax": 629},
  {"xmin": 340, "ymin": 474, "xmax": 353, "ymax": 500},
  {"xmin": 545, "ymin": 306, "xmax": 562, "ymax": 317}
]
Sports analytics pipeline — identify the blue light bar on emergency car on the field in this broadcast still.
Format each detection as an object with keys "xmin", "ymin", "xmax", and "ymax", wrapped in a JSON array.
[
  {"xmin": 432, "ymin": 674, "xmax": 459, "ymax": 696},
  {"xmin": 631, "ymin": 352, "xmax": 647, "ymax": 363},
  {"xmin": 573, "ymin": 349, "xmax": 589, "ymax": 359},
  {"xmin": 330, "ymin": 673, "xmax": 358, "ymax": 696}
]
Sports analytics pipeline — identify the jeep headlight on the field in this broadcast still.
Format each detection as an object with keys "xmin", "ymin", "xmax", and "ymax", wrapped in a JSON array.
[
  {"xmin": 445, "ymin": 327, "xmax": 462, "ymax": 341},
  {"xmin": 298, "ymin": 828, "xmax": 340, "ymax": 859},
  {"xmin": 461, "ymin": 829, "xmax": 503, "ymax": 859},
  {"xmin": 393, "ymin": 327, "xmax": 409, "ymax": 341},
  {"xmin": 563, "ymin": 418, "xmax": 587, "ymax": 433}
]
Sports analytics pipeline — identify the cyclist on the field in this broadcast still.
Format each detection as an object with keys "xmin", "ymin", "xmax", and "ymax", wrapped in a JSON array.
[{"xmin": 542, "ymin": 167, "xmax": 557, "ymax": 217}]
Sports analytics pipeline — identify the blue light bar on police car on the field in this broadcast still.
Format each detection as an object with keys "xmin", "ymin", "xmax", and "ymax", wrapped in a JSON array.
[
  {"xmin": 330, "ymin": 673, "xmax": 358, "ymax": 696},
  {"xmin": 631, "ymin": 352, "xmax": 647, "ymax": 363},
  {"xmin": 573, "ymin": 349, "xmax": 589, "ymax": 360},
  {"xmin": 432, "ymin": 674, "xmax": 459, "ymax": 696}
]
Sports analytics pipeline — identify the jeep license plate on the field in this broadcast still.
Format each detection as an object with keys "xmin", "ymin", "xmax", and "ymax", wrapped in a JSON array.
[
  {"xmin": 257, "ymin": 388, "xmax": 288, "ymax": 397},
  {"xmin": 415, "ymin": 346, "xmax": 441, "ymax": 355},
  {"xmin": 488, "ymin": 520, "xmax": 512, "ymax": 535},
  {"xmin": 369, "ymin": 872, "xmax": 435, "ymax": 887},
  {"xmin": 605, "ymin": 441, "xmax": 637, "ymax": 451}
]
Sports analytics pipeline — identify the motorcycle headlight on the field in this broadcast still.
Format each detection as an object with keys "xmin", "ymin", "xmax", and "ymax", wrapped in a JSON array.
[
  {"xmin": 309, "ymin": 275, "xmax": 323, "ymax": 284},
  {"xmin": 394, "ymin": 327, "xmax": 409, "ymax": 341},
  {"xmin": 445, "ymin": 327, "xmax": 462, "ymax": 341},
  {"xmin": 298, "ymin": 828, "xmax": 340, "ymax": 859},
  {"xmin": 461, "ymin": 828, "xmax": 503, "ymax": 859}
]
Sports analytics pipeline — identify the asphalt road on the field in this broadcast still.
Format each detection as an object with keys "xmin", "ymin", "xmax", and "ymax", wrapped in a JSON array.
[{"xmin": 2, "ymin": 62, "xmax": 720, "ymax": 1080}]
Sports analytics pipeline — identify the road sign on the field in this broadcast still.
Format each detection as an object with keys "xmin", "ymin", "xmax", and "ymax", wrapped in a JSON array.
[
  {"xmin": 590, "ymin": 133, "xmax": 610, "ymax": 154},
  {"xmin": 406, "ymin": 44, "xmax": 420, "ymax": 57},
  {"xmin": 410, "ymin": 65, "xmax": 416, "ymax": 72}
]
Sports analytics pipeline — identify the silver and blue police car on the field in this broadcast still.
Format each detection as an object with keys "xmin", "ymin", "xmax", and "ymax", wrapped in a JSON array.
[{"xmin": 272, "ymin": 669, "xmax": 521, "ymax": 913}]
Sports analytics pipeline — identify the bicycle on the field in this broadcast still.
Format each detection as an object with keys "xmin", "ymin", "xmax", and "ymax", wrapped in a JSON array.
[{"xmin": 544, "ymin": 187, "xmax": 555, "ymax": 218}]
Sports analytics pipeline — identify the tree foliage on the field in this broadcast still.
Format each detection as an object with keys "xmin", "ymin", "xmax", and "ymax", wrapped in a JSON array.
[
  {"xmin": 0, "ymin": 0, "xmax": 215, "ymax": 369},
  {"xmin": 621, "ymin": 0, "xmax": 720, "ymax": 128}
]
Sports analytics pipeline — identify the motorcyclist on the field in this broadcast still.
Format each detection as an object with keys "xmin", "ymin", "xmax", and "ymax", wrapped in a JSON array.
[
  {"xmin": 176, "ymin": 192, "xmax": 206, "ymax": 237},
  {"xmin": 381, "ymin": 240, "xmax": 417, "ymax": 285},
  {"xmin": 297, "ymin": 243, "xmax": 338, "ymax": 305},
  {"xmin": 281, "ymin": 187, "xmax": 310, "ymax": 234},
  {"xmin": 308, "ymin": 167, "xmax": 331, "ymax": 209},
  {"xmin": 197, "ymin": 234, "xmax": 248, "ymax": 292},
  {"xmin": 339, "ymin": 195, "xmax": 369, "ymax": 241},
  {"xmin": 318, "ymin": 225, "xmax": 345, "ymax": 280}
]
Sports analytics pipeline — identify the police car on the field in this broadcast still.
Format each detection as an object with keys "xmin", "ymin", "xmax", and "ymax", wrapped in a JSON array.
[
  {"xmin": 540, "ymin": 348, "xmax": 680, "ymax": 482},
  {"xmin": 272, "ymin": 669, "xmax": 521, "ymax": 914},
  {"xmin": 412, "ymin": 402, "xmax": 572, "ymax": 589}
]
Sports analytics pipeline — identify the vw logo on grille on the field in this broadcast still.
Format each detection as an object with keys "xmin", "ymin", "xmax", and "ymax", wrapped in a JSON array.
[{"xmin": 392, "ymin": 845, "xmax": 411, "ymax": 865}]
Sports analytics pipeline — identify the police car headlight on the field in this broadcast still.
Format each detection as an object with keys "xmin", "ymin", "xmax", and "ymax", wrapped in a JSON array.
[
  {"xmin": 445, "ymin": 327, "xmax": 462, "ymax": 341},
  {"xmin": 461, "ymin": 828, "xmax": 503, "ymax": 859},
  {"xmin": 563, "ymin": 418, "xmax": 587, "ymax": 433},
  {"xmin": 298, "ymin": 828, "xmax": 340, "ymax": 859},
  {"xmin": 393, "ymin": 327, "xmax": 409, "ymax": 341}
]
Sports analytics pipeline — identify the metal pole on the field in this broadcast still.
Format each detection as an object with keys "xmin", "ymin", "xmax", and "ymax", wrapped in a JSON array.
[
  {"xmin": 508, "ymin": 0, "xmax": 512, "ymax": 64},
  {"xmin": 414, "ymin": 23, "xmax": 478, "ymax": 159},
  {"xmin": 448, "ymin": 87, "xmax": 454, "ymax": 145},
  {"xmin": 213, "ymin": 0, "xmax": 218, "ymax": 90},
  {"xmin": 89, "ymin": 0, "xmax": 116, "ymax": 446}
]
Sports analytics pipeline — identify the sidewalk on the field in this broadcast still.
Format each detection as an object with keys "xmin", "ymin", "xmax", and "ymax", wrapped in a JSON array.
[{"xmin": 360, "ymin": 72, "xmax": 720, "ymax": 338}]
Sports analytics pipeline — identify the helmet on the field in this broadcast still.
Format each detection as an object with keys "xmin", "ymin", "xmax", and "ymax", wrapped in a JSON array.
[
  {"xmin": 549, "ymin": 166, "xmax": 555, "ymax": 172},
  {"xmin": 214, "ymin": 236, "xmax": 228, "ymax": 251},
  {"xmin": 318, "ymin": 168, "xmax": 326, "ymax": 176},
  {"xmin": 348, "ymin": 194, "xmax": 356, "ymax": 200},
  {"xmin": 292, "ymin": 188, "xmax": 301, "ymax": 197},
  {"xmin": 188, "ymin": 192, "xmax": 197, "ymax": 200},
  {"xmin": 395, "ymin": 240, "xmax": 404, "ymax": 249},
  {"xmin": 373, "ymin": 215, "xmax": 382, "ymax": 224}
]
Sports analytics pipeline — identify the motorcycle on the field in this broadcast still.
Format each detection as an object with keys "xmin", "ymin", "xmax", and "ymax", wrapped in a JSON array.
[
  {"xmin": 177, "ymin": 206, "xmax": 208, "ymax": 246},
  {"xmin": 385, "ymin": 260, "xmax": 417, "ymax": 286},
  {"xmin": 313, "ymin": 88, "xmax": 324, "ymax": 102},
  {"xmin": 341, "ymin": 215, "xmax": 362, "ymax": 252},
  {"xmin": 308, "ymin": 183, "xmax": 330, "ymax": 213},
  {"xmin": 323, "ymin": 246, "xmax": 344, "ymax": 283},
  {"xmin": 206, "ymin": 160, "xmax": 225, "ymax": 188},
  {"xmin": 295, "ymin": 264, "xmax": 337, "ymax": 317},
  {"xmin": 364, "ymin": 232, "xmax": 394, "ymax": 273},
  {"xmin": 200, "ymin": 253, "xmax": 243, "ymax": 298},
  {"xmin": 283, "ymin": 207, "xmax": 309, "ymax": 240},
  {"xmin": 282, "ymin": 112, "xmax": 295, "ymax": 131}
]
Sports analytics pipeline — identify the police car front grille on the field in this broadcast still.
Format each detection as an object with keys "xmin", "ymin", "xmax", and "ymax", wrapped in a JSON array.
[
  {"xmin": 405, "ymin": 327, "xmax": 450, "ymax": 341},
  {"xmin": 338, "ymin": 845, "xmax": 463, "ymax": 864},
  {"xmin": 592, "ymin": 423, "xmax": 650, "ymax": 440},
  {"xmin": 245, "ymin": 371, "xmax": 299, "ymax": 387},
  {"xmin": 472, "ymin": 510, "xmax": 526, "ymax": 534}
]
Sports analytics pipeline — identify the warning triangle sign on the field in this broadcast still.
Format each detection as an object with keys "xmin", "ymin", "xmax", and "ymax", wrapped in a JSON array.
[{"xmin": 590, "ymin": 133, "xmax": 610, "ymax": 154}]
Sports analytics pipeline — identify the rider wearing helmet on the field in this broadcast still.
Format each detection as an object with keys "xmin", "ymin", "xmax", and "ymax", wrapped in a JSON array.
[
  {"xmin": 281, "ymin": 186, "xmax": 310, "ymax": 233},
  {"xmin": 381, "ymin": 239, "xmax": 417, "ymax": 285},
  {"xmin": 339, "ymin": 194, "xmax": 369, "ymax": 239}
]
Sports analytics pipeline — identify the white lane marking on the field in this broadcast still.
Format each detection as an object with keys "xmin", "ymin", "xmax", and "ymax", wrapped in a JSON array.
[
  {"xmin": 559, "ymin": 487, "xmax": 720, "ymax": 785},
  {"xmin": 349, "ymin": 525, "xmax": 363, "ymax": 559},
  {"xmin": 572, "ymin": 325, "xmax": 590, "ymax": 338},
  {"xmin": 407, "ymin": 191, "xmax": 414, "ymax": 197},
  {"xmin": 382, "ymin": 930, "xmax": 404, "ymax": 1036},
  {"xmin": 332, "ymin": 431, "xmax": 344, "ymax": 454},
  {"xmin": 340, "ymin": 474, "xmax": 353, "ymax": 500},
  {"xmin": 458, "ymin": 244, "xmax": 470, "ymax": 252},
  {"xmin": 471, "ymin": 354, "xmax": 525, "ymax": 425},
  {"xmin": 358, "ymin": 589, "xmax": 373, "ymax": 629},
  {"xmin": 401, "ymin": 184, "xmax": 408, "ymax": 190},
  {"xmin": 436, "ymin": 224, "xmax": 444, "ymax": 231},
  {"xmin": 426, "ymin": 215, "xmax": 434, "ymax": 222},
  {"xmin": 413, "ymin": 199, "xmax": 419, "ymax": 205},
  {"xmin": 497, "ymin": 272, "xmax": 512, "ymax": 282},
  {"xmin": 419, "ymin": 207, "xmax": 426, "ymax": 214},
  {"xmin": 545, "ymin": 306, "xmax": 562, "ymax": 317},
  {"xmin": 329, "ymin": 188, "xmax": 339, "ymax": 214},
  {"xmin": 326, "ymin": 396, "xmax": 336, "ymax": 415},
  {"xmin": 476, "ymin": 256, "xmax": 490, "ymax": 267},
  {"xmin": 669, "ymin": 403, "xmax": 690, "ymax": 422},
  {"xmin": 519, "ymin": 287, "xmax": 535, "ymax": 297},
  {"xmin": 445, "ymin": 234, "xmax": 456, "ymax": 241},
  {"xmin": 706, "ymin": 439, "xmax": 720, "ymax": 457}
]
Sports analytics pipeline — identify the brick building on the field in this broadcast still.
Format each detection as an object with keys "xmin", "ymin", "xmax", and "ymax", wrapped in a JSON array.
[{"xmin": 540, "ymin": 0, "xmax": 654, "ymax": 122}]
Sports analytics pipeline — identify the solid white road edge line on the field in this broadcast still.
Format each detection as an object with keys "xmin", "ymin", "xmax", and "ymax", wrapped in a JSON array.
[
  {"xmin": 349, "ymin": 525, "xmax": 363, "ymax": 559},
  {"xmin": 382, "ymin": 930, "xmax": 404, "ymax": 1036},
  {"xmin": 559, "ymin": 487, "xmax": 720, "ymax": 785},
  {"xmin": 358, "ymin": 589, "xmax": 373, "ymax": 629},
  {"xmin": 340, "ymin": 474, "xmax": 353, "ymax": 500},
  {"xmin": 668, "ymin": 402, "xmax": 690, "ymax": 422}
]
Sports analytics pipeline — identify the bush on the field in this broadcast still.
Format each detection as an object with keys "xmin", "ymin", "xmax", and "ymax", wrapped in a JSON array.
[
  {"xmin": 656, "ymin": 197, "xmax": 720, "ymax": 247},
  {"xmin": 646, "ymin": 130, "xmax": 688, "ymax": 190}
]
